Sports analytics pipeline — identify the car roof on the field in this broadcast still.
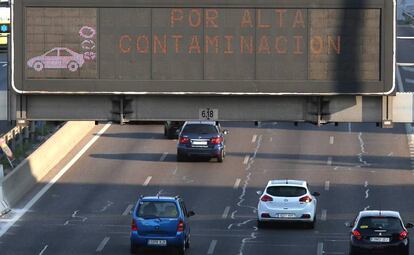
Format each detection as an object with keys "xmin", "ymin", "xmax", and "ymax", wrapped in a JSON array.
[
  {"xmin": 358, "ymin": 210, "xmax": 401, "ymax": 218},
  {"xmin": 184, "ymin": 121, "xmax": 217, "ymax": 125},
  {"xmin": 267, "ymin": 180, "xmax": 307, "ymax": 187},
  {"xmin": 139, "ymin": 196, "xmax": 179, "ymax": 203}
]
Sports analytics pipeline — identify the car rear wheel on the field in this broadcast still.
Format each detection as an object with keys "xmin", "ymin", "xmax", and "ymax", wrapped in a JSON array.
[
  {"xmin": 130, "ymin": 243, "xmax": 139, "ymax": 254},
  {"xmin": 349, "ymin": 246, "xmax": 360, "ymax": 255},
  {"xmin": 177, "ymin": 152, "xmax": 186, "ymax": 162},
  {"xmin": 67, "ymin": 61, "xmax": 79, "ymax": 72},
  {"xmin": 176, "ymin": 242, "xmax": 186, "ymax": 255},
  {"xmin": 217, "ymin": 149, "xmax": 225, "ymax": 163},
  {"xmin": 257, "ymin": 220, "xmax": 266, "ymax": 229}
]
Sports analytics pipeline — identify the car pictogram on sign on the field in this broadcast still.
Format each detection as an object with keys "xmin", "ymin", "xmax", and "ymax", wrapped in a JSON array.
[{"xmin": 27, "ymin": 47, "xmax": 85, "ymax": 72}]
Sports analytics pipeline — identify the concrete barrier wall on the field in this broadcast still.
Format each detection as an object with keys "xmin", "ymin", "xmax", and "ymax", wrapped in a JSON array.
[{"xmin": 2, "ymin": 121, "xmax": 95, "ymax": 207}]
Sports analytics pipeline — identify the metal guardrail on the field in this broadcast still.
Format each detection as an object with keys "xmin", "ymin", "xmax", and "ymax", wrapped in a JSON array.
[{"xmin": 0, "ymin": 124, "xmax": 28, "ymax": 144}]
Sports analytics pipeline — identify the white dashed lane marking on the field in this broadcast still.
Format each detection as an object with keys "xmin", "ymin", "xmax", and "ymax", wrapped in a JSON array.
[
  {"xmin": 329, "ymin": 136, "xmax": 334, "ymax": 144},
  {"xmin": 222, "ymin": 206, "xmax": 231, "ymax": 219},
  {"xmin": 159, "ymin": 152, "xmax": 168, "ymax": 161},
  {"xmin": 233, "ymin": 178, "xmax": 241, "ymax": 189},
  {"xmin": 324, "ymin": 181, "xmax": 330, "ymax": 191},
  {"xmin": 317, "ymin": 242, "xmax": 324, "ymax": 255},
  {"xmin": 122, "ymin": 204, "xmax": 134, "ymax": 216},
  {"xmin": 243, "ymin": 155, "xmax": 250, "ymax": 165},
  {"xmin": 321, "ymin": 209, "xmax": 327, "ymax": 221},
  {"xmin": 207, "ymin": 240, "xmax": 218, "ymax": 254},
  {"xmin": 143, "ymin": 176, "xmax": 152, "ymax": 186},
  {"xmin": 251, "ymin": 134, "xmax": 257, "ymax": 143},
  {"xmin": 39, "ymin": 245, "xmax": 48, "ymax": 255},
  {"xmin": 96, "ymin": 237, "xmax": 110, "ymax": 252}
]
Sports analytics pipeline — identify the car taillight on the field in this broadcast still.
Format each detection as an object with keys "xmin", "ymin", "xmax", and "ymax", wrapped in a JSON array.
[
  {"xmin": 260, "ymin": 195, "xmax": 273, "ymax": 202},
  {"xmin": 352, "ymin": 230, "xmax": 362, "ymax": 240},
  {"xmin": 399, "ymin": 231, "xmax": 408, "ymax": 240},
  {"xmin": 177, "ymin": 220, "xmax": 184, "ymax": 232},
  {"xmin": 210, "ymin": 137, "xmax": 223, "ymax": 144},
  {"xmin": 299, "ymin": 195, "xmax": 312, "ymax": 203},
  {"xmin": 179, "ymin": 137, "xmax": 189, "ymax": 144},
  {"xmin": 131, "ymin": 219, "xmax": 138, "ymax": 231}
]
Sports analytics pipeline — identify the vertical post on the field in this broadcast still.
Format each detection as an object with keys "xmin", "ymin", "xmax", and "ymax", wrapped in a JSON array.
[
  {"xmin": 120, "ymin": 97, "xmax": 125, "ymax": 125},
  {"xmin": 382, "ymin": 96, "xmax": 393, "ymax": 128},
  {"xmin": 0, "ymin": 164, "xmax": 10, "ymax": 216}
]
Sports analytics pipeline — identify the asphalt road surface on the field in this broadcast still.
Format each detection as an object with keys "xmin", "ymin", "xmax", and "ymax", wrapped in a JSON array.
[{"xmin": 0, "ymin": 119, "xmax": 413, "ymax": 255}]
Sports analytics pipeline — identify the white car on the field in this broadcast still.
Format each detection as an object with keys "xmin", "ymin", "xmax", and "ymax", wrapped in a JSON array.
[{"xmin": 257, "ymin": 180, "xmax": 320, "ymax": 228}]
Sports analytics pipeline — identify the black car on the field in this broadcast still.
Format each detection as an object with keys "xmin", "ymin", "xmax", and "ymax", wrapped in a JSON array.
[
  {"xmin": 347, "ymin": 210, "xmax": 413, "ymax": 255},
  {"xmin": 164, "ymin": 121, "xmax": 184, "ymax": 139},
  {"xmin": 176, "ymin": 121, "xmax": 228, "ymax": 162}
]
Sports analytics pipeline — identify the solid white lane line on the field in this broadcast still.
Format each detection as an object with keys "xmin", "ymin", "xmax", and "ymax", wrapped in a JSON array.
[
  {"xmin": 329, "ymin": 136, "xmax": 334, "ymax": 144},
  {"xmin": 0, "ymin": 123, "xmax": 111, "ymax": 238},
  {"xmin": 122, "ymin": 204, "xmax": 134, "ymax": 216},
  {"xmin": 39, "ymin": 245, "xmax": 48, "ymax": 255},
  {"xmin": 317, "ymin": 242, "xmax": 324, "ymax": 255},
  {"xmin": 251, "ymin": 134, "xmax": 257, "ymax": 143},
  {"xmin": 321, "ymin": 209, "xmax": 327, "ymax": 221},
  {"xmin": 143, "ymin": 176, "xmax": 152, "ymax": 186},
  {"xmin": 243, "ymin": 155, "xmax": 250, "ymax": 165},
  {"xmin": 207, "ymin": 240, "xmax": 217, "ymax": 254},
  {"xmin": 324, "ymin": 181, "xmax": 330, "ymax": 191},
  {"xmin": 327, "ymin": 157, "xmax": 332, "ymax": 166},
  {"xmin": 222, "ymin": 206, "xmax": 231, "ymax": 219},
  {"xmin": 159, "ymin": 152, "xmax": 168, "ymax": 161},
  {"xmin": 233, "ymin": 178, "xmax": 241, "ymax": 189},
  {"xmin": 96, "ymin": 237, "xmax": 110, "ymax": 252}
]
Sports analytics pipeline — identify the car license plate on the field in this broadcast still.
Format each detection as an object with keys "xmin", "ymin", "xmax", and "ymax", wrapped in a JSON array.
[
  {"xmin": 370, "ymin": 237, "xmax": 390, "ymax": 243},
  {"xmin": 148, "ymin": 240, "xmax": 167, "ymax": 246},
  {"xmin": 277, "ymin": 213, "xmax": 296, "ymax": 218},
  {"xmin": 192, "ymin": 141, "xmax": 207, "ymax": 146}
]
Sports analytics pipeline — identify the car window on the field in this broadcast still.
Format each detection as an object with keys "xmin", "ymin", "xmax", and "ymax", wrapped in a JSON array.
[
  {"xmin": 182, "ymin": 124, "xmax": 218, "ymax": 134},
  {"xmin": 357, "ymin": 217, "xmax": 403, "ymax": 231},
  {"xmin": 180, "ymin": 201, "xmax": 188, "ymax": 217},
  {"xmin": 45, "ymin": 50, "xmax": 58, "ymax": 57},
  {"xmin": 137, "ymin": 201, "xmax": 179, "ymax": 219},
  {"xmin": 59, "ymin": 49, "xmax": 72, "ymax": 56},
  {"xmin": 266, "ymin": 186, "xmax": 307, "ymax": 197}
]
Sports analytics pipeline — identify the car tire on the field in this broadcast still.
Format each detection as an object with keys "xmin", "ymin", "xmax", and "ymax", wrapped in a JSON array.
[
  {"xmin": 349, "ymin": 246, "xmax": 359, "ymax": 255},
  {"xmin": 33, "ymin": 61, "xmax": 44, "ymax": 72},
  {"xmin": 401, "ymin": 247, "xmax": 409, "ymax": 255},
  {"xmin": 217, "ymin": 149, "xmax": 225, "ymax": 163},
  {"xmin": 257, "ymin": 220, "xmax": 266, "ymax": 229},
  {"xmin": 130, "ymin": 243, "xmax": 139, "ymax": 254},
  {"xmin": 185, "ymin": 237, "xmax": 190, "ymax": 249},
  {"xmin": 67, "ymin": 61, "xmax": 79, "ymax": 72},
  {"xmin": 176, "ymin": 243, "xmax": 186, "ymax": 255},
  {"xmin": 177, "ymin": 152, "xmax": 185, "ymax": 162}
]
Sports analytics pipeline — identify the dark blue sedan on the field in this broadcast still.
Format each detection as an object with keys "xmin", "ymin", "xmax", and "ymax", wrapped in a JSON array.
[{"xmin": 176, "ymin": 121, "xmax": 228, "ymax": 162}]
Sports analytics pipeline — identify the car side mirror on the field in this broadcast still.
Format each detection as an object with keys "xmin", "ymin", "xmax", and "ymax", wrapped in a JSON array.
[
  {"xmin": 344, "ymin": 222, "xmax": 353, "ymax": 228},
  {"xmin": 312, "ymin": 192, "xmax": 320, "ymax": 197},
  {"xmin": 256, "ymin": 190, "xmax": 263, "ymax": 196},
  {"xmin": 187, "ymin": 211, "xmax": 195, "ymax": 217},
  {"xmin": 405, "ymin": 223, "xmax": 414, "ymax": 228}
]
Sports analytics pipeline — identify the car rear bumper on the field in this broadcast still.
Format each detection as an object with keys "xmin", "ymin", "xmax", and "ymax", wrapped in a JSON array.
[
  {"xmin": 130, "ymin": 231, "xmax": 185, "ymax": 248},
  {"xmin": 257, "ymin": 208, "xmax": 316, "ymax": 222},
  {"xmin": 350, "ymin": 239, "xmax": 408, "ymax": 253},
  {"xmin": 177, "ymin": 146, "xmax": 223, "ymax": 157}
]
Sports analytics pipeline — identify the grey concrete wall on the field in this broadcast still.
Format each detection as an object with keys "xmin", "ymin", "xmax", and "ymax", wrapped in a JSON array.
[{"xmin": 2, "ymin": 121, "xmax": 95, "ymax": 207}]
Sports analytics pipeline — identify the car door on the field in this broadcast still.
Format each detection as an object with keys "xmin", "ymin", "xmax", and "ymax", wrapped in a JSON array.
[
  {"xmin": 180, "ymin": 200, "xmax": 190, "ymax": 237},
  {"xmin": 43, "ymin": 49, "xmax": 60, "ymax": 68}
]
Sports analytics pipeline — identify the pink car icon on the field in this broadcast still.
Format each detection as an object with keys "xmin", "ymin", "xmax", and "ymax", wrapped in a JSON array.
[{"xmin": 27, "ymin": 47, "xmax": 85, "ymax": 72}]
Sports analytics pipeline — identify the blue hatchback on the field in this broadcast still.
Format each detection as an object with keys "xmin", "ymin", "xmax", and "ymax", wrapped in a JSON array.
[{"xmin": 130, "ymin": 196, "xmax": 195, "ymax": 254}]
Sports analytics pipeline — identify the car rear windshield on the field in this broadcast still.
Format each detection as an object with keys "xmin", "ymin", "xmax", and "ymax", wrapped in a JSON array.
[
  {"xmin": 357, "ymin": 217, "xmax": 403, "ymax": 231},
  {"xmin": 182, "ymin": 124, "xmax": 218, "ymax": 135},
  {"xmin": 137, "ymin": 201, "xmax": 179, "ymax": 219},
  {"xmin": 266, "ymin": 186, "xmax": 307, "ymax": 197}
]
